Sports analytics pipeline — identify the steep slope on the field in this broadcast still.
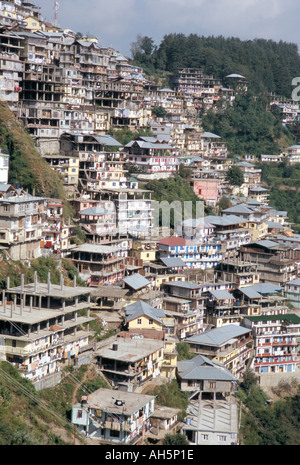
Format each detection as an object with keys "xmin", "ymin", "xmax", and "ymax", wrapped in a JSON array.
[{"xmin": 0, "ymin": 101, "xmax": 73, "ymax": 217}]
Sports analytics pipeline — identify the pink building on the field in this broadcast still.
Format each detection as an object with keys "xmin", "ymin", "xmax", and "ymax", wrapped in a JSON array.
[{"xmin": 192, "ymin": 179, "xmax": 221, "ymax": 205}]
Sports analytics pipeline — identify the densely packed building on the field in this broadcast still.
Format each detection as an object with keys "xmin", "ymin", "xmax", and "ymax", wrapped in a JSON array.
[{"xmin": 1, "ymin": 0, "xmax": 300, "ymax": 446}]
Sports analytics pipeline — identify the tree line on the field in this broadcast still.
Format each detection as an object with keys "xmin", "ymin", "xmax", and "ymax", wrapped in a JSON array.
[{"xmin": 132, "ymin": 33, "xmax": 300, "ymax": 98}]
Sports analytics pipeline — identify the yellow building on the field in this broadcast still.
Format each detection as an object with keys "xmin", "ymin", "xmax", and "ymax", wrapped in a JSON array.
[
  {"xmin": 130, "ymin": 239, "xmax": 157, "ymax": 262},
  {"xmin": 124, "ymin": 300, "xmax": 165, "ymax": 332},
  {"xmin": 247, "ymin": 221, "xmax": 268, "ymax": 241},
  {"xmin": 127, "ymin": 312, "xmax": 163, "ymax": 332},
  {"xmin": 23, "ymin": 16, "xmax": 61, "ymax": 33},
  {"xmin": 160, "ymin": 339, "xmax": 178, "ymax": 380}
]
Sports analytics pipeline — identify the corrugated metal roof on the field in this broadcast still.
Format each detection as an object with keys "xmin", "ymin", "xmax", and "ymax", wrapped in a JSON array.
[
  {"xmin": 160, "ymin": 257, "xmax": 186, "ymax": 268},
  {"xmin": 177, "ymin": 355, "xmax": 237, "ymax": 381},
  {"xmin": 238, "ymin": 282, "xmax": 282, "ymax": 298},
  {"xmin": 123, "ymin": 273, "xmax": 150, "ymax": 290},
  {"xmin": 253, "ymin": 240, "xmax": 279, "ymax": 248},
  {"xmin": 205, "ymin": 214, "xmax": 247, "ymax": 226},
  {"xmin": 226, "ymin": 73, "xmax": 246, "ymax": 79},
  {"xmin": 200, "ymin": 132, "xmax": 221, "ymax": 138},
  {"xmin": 210, "ymin": 289, "xmax": 234, "ymax": 300},
  {"xmin": 287, "ymin": 278, "xmax": 300, "ymax": 286},
  {"xmin": 223, "ymin": 204, "xmax": 254, "ymax": 214},
  {"xmin": 238, "ymin": 287, "xmax": 262, "ymax": 299},
  {"xmin": 186, "ymin": 324, "xmax": 251, "ymax": 347},
  {"xmin": 125, "ymin": 301, "xmax": 165, "ymax": 323},
  {"xmin": 166, "ymin": 280, "xmax": 201, "ymax": 290},
  {"xmin": 73, "ymin": 243, "xmax": 118, "ymax": 254},
  {"xmin": 79, "ymin": 206, "xmax": 111, "ymax": 216},
  {"xmin": 125, "ymin": 301, "xmax": 163, "ymax": 316},
  {"xmin": 93, "ymin": 135, "xmax": 122, "ymax": 146}
]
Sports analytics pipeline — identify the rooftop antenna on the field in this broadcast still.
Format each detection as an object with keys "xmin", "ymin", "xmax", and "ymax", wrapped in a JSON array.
[{"xmin": 54, "ymin": 1, "xmax": 59, "ymax": 27}]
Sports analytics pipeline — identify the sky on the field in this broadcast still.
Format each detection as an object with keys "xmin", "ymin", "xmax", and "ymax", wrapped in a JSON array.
[{"xmin": 33, "ymin": 0, "xmax": 300, "ymax": 57}]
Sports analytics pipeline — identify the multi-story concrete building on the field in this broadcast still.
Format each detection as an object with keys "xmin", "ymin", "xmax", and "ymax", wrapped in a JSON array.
[
  {"xmin": 158, "ymin": 236, "xmax": 223, "ymax": 270},
  {"xmin": 0, "ymin": 272, "xmax": 95, "ymax": 388},
  {"xmin": 0, "ymin": 183, "xmax": 47, "ymax": 260},
  {"xmin": 242, "ymin": 313, "xmax": 300, "ymax": 375},
  {"xmin": 71, "ymin": 388, "xmax": 156, "ymax": 444},
  {"xmin": 124, "ymin": 135, "xmax": 178, "ymax": 177},
  {"xmin": 185, "ymin": 324, "xmax": 253, "ymax": 379}
]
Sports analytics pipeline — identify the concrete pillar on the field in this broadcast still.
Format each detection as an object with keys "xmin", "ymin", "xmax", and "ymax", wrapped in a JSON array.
[
  {"xmin": 48, "ymin": 272, "xmax": 51, "ymax": 294},
  {"xmin": 34, "ymin": 271, "xmax": 37, "ymax": 292}
]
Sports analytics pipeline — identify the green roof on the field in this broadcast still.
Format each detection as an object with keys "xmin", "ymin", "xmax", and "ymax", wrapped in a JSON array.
[{"xmin": 246, "ymin": 314, "xmax": 300, "ymax": 324}]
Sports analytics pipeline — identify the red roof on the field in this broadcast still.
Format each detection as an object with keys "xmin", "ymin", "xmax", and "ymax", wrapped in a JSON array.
[{"xmin": 158, "ymin": 237, "xmax": 187, "ymax": 246}]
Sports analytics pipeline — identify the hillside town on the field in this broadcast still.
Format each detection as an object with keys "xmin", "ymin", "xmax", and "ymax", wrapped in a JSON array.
[{"xmin": 1, "ymin": 0, "xmax": 300, "ymax": 447}]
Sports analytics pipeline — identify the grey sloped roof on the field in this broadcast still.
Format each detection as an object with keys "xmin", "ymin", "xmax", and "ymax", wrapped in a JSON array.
[
  {"xmin": 93, "ymin": 135, "xmax": 122, "ymax": 147},
  {"xmin": 253, "ymin": 240, "xmax": 279, "ymax": 249},
  {"xmin": 238, "ymin": 287, "xmax": 262, "ymax": 299},
  {"xmin": 125, "ymin": 302, "xmax": 166, "ymax": 323},
  {"xmin": 79, "ymin": 206, "xmax": 111, "ymax": 216},
  {"xmin": 124, "ymin": 300, "xmax": 164, "ymax": 316},
  {"xmin": 287, "ymin": 278, "xmax": 300, "ymax": 286},
  {"xmin": 123, "ymin": 273, "xmax": 150, "ymax": 290},
  {"xmin": 235, "ymin": 161, "xmax": 254, "ymax": 167},
  {"xmin": 73, "ymin": 243, "xmax": 118, "ymax": 254},
  {"xmin": 177, "ymin": 355, "xmax": 237, "ymax": 381},
  {"xmin": 238, "ymin": 282, "xmax": 282, "ymax": 298},
  {"xmin": 226, "ymin": 73, "xmax": 246, "ymax": 79},
  {"xmin": 166, "ymin": 280, "xmax": 201, "ymax": 290},
  {"xmin": 200, "ymin": 131, "xmax": 221, "ymax": 138},
  {"xmin": 125, "ymin": 139, "xmax": 173, "ymax": 150},
  {"xmin": 186, "ymin": 324, "xmax": 250, "ymax": 347},
  {"xmin": 249, "ymin": 186, "xmax": 268, "ymax": 192},
  {"xmin": 222, "ymin": 204, "xmax": 254, "ymax": 214},
  {"xmin": 205, "ymin": 214, "xmax": 247, "ymax": 226},
  {"xmin": 248, "ymin": 283, "xmax": 282, "ymax": 294},
  {"xmin": 266, "ymin": 221, "xmax": 284, "ymax": 229},
  {"xmin": 181, "ymin": 217, "xmax": 215, "ymax": 229},
  {"xmin": 210, "ymin": 289, "xmax": 234, "ymax": 300},
  {"xmin": 160, "ymin": 257, "xmax": 186, "ymax": 268}
]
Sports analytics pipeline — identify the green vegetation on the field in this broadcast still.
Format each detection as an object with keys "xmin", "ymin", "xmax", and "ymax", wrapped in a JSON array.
[
  {"xmin": 0, "ymin": 361, "xmax": 73, "ymax": 445},
  {"xmin": 176, "ymin": 342, "xmax": 196, "ymax": 361},
  {"xmin": 108, "ymin": 126, "xmax": 154, "ymax": 146},
  {"xmin": 0, "ymin": 254, "xmax": 84, "ymax": 290},
  {"xmin": 236, "ymin": 370, "xmax": 300, "ymax": 445},
  {"xmin": 151, "ymin": 106, "xmax": 167, "ymax": 118},
  {"xmin": 0, "ymin": 361, "xmax": 111, "ymax": 445},
  {"xmin": 162, "ymin": 432, "xmax": 189, "ymax": 445},
  {"xmin": 225, "ymin": 165, "xmax": 244, "ymax": 187},
  {"xmin": 0, "ymin": 102, "xmax": 73, "ymax": 219},
  {"xmin": 145, "ymin": 175, "xmax": 199, "ymax": 229},
  {"xmin": 148, "ymin": 380, "xmax": 189, "ymax": 422},
  {"xmin": 258, "ymin": 160, "xmax": 300, "ymax": 225},
  {"xmin": 132, "ymin": 34, "xmax": 300, "ymax": 98},
  {"xmin": 202, "ymin": 92, "xmax": 294, "ymax": 156}
]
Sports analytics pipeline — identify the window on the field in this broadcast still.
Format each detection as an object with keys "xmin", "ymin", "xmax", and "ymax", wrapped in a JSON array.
[
  {"xmin": 202, "ymin": 434, "xmax": 208, "ymax": 441},
  {"xmin": 137, "ymin": 318, "xmax": 142, "ymax": 325},
  {"xmin": 149, "ymin": 319, "xmax": 153, "ymax": 325},
  {"xmin": 77, "ymin": 410, "xmax": 83, "ymax": 419},
  {"xmin": 218, "ymin": 435, "xmax": 227, "ymax": 442}
]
